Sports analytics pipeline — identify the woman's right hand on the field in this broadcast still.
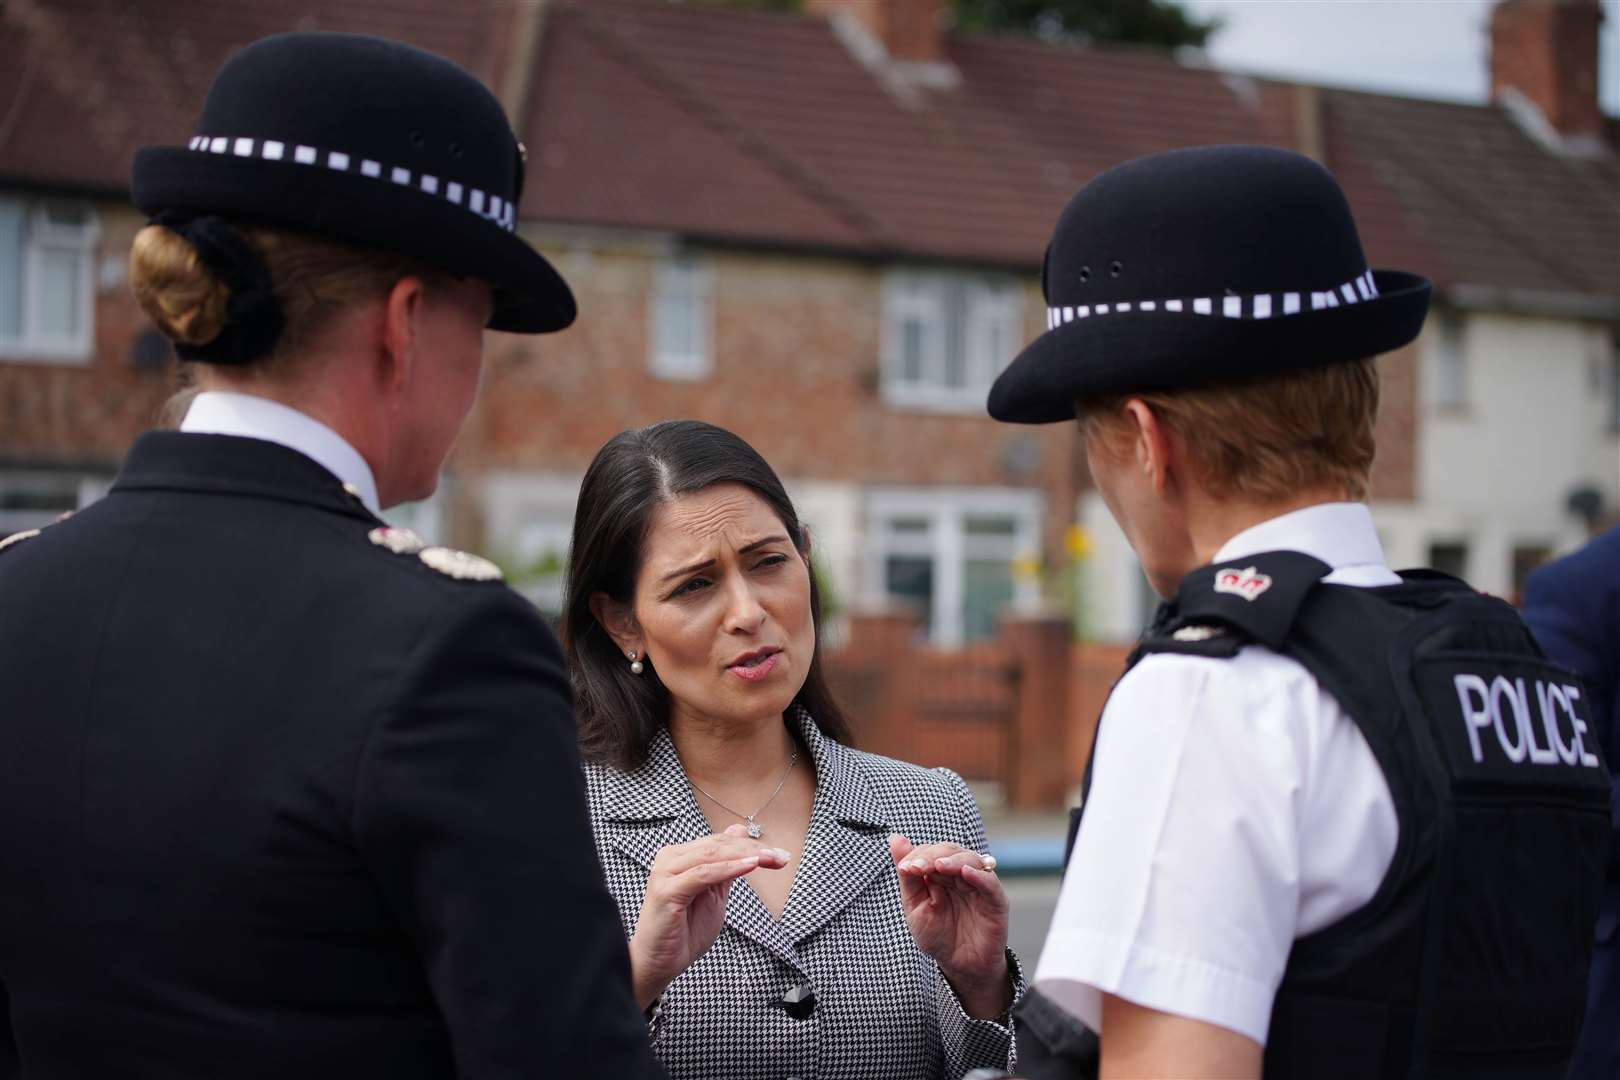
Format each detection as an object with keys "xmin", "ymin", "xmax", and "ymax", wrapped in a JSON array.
[{"xmin": 629, "ymin": 823, "xmax": 792, "ymax": 1009}]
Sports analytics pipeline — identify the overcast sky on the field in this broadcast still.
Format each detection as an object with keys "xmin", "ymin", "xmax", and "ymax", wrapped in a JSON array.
[{"xmin": 1178, "ymin": 0, "xmax": 1620, "ymax": 114}]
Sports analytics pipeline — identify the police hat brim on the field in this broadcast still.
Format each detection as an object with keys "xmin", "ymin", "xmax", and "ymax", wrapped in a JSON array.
[
  {"xmin": 132, "ymin": 147, "xmax": 576, "ymax": 334},
  {"xmin": 987, "ymin": 269, "xmax": 1431, "ymax": 424}
]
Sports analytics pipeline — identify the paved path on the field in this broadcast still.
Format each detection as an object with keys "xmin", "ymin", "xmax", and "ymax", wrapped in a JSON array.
[
  {"xmin": 1004, "ymin": 874, "xmax": 1062, "ymax": 967},
  {"xmin": 978, "ymin": 806, "xmax": 1069, "ymax": 968}
]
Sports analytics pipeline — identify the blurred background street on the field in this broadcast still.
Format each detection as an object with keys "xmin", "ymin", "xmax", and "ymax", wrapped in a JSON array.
[{"xmin": 2, "ymin": 0, "xmax": 1616, "ymax": 929}]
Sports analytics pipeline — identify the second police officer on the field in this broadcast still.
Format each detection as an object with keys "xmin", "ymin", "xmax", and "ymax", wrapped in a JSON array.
[{"xmin": 992, "ymin": 145, "xmax": 1611, "ymax": 1079}]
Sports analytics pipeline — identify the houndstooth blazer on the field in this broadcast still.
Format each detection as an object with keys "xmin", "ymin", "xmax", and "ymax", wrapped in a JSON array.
[{"xmin": 584, "ymin": 708, "xmax": 1025, "ymax": 1080}]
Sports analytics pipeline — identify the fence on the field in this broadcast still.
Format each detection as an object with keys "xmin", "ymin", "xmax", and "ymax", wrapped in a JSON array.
[{"xmin": 823, "ymin": 611, "xmax": 1132, "ymax": 811}]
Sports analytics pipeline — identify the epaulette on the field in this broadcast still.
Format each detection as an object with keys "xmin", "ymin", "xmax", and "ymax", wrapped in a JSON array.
[
  {"xmin": 1139, "ymin": 550, "xmax": 1335, "ymax": 660},
  {"xmin": 366, "ymin": 526, "xmax": 504, "ymax": 582},
  {"xmin": 0, "ymin": 528, "xmax": 41, "ymax": 557},
  {"xmin": 1138, "ymin": 621, "xmax": 1247, "ymax": 659}
]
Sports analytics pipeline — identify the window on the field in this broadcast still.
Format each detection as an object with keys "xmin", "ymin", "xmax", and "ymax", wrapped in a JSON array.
[
  {"xmin": 868, "ymin": 489, "xmax": 1040, "ymax": 646},
  {"xmin": 882, "ymin": 270, "xmax": 1021, "ymax": 411},
  {"xmin": 1428, "ymin": 541, "xmax": 1469, "ymax": 581},
  {"xmin": 648, "ymin": 255, "xmax": 712, "ymax": 381},
  {"xmin": 0, "ymin": 195, "xmax": 99, "ymax": 362},
  {"xmin": 1432, "ymin": 311, "xmax": 1466, "ymax": 410},
  {"xmin": 0, "ymin": 471, "xmax": 109, "ymax": 537}
]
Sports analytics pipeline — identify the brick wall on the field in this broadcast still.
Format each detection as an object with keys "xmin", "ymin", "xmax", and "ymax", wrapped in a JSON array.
[
  {"xmin": 0, "ymin": 203, "xmax": 175, "ymax": 469},
  {"xmin": 467, "ymin": 240, "xmax": 1072, "ymax": 483},
  {"xmin": 459, "ymin": 238, "xmax": 1082, "ymax": 557},
  {"xmin": 826, "ymin": 610, "xmax": 1133, "ymax": 810},
  {"xmin": 1372, "ymin": 342, "xmax": 1418, "ymax": 502},
  {"xmin": 1, "ymin": 208, "xmax": 1414, "ymax": 586}
]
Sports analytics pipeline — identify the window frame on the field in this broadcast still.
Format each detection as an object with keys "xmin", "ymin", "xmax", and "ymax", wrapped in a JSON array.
[
  {"xmin": 647, "ymin": 253, "xmax": 714, "ymax": 382},
  {"xmin": 880, "ymin": 268, "xmax": 1022, "ymax": 413},
  {"xmin": 865, "ymin": 487, "xmax": 1042, "ymax": 646},
  {"xmin": 0, "ymin": 195, "xmax": 100, "ymax": 365}
]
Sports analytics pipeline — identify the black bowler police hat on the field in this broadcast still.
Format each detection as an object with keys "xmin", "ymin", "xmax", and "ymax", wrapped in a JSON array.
[
  {"xmin": 988, "ymin": 145, "xmax": 1431, "ymax": 424},
  {"xmin": 131, "ymin": 32, "xmax": 574, "ymax": 334}
]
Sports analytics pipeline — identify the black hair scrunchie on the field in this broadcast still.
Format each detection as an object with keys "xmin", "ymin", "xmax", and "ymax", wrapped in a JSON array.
[{"xmin": 152, "ymin": 212, "xmax": 285, "ymax": 366}]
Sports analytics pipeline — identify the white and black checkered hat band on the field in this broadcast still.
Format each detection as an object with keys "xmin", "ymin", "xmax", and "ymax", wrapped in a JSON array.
[
  {"xmin": 187, "ymin": 134, "xmax": 517, "ymax": 233},
  {"xmin": 1044, "ymin": 269, "xmax": 1380, "ymax": 330}
]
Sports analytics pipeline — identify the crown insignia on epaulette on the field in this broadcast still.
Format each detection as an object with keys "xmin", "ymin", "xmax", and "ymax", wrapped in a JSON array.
[{"xmin": 1214, "ymin": 565, "xmax": 1273, "ymax": 601}]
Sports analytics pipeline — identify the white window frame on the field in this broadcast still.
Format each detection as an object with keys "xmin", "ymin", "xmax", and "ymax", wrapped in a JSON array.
[
  {"xmin": 881, "ymin": 268, "xmax": 1021, "ymax": 413},
  {"xmin": 0, "ymin": 196, "xmax": 100, "ymax": 365},
  {"xmin": 865, "ymin": 487, "xmax": 1042, "ymax": 646},
  {"xmin": 648, "ymin": 254, "xmax": 713, "ymax": 381}
]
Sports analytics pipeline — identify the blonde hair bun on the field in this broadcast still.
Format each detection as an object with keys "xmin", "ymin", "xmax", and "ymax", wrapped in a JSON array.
[{"xmin": 129, "ymin": 224, "xmax": 230, "ymax": 346}]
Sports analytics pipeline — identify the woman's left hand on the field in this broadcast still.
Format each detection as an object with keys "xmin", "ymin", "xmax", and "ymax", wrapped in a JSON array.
[{"xmin": 889, "ymin": 834, "xmax": 1012, "ymax": 1020}]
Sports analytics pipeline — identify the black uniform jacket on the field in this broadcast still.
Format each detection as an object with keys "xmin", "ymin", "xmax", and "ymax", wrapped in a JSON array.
[{"xmin": 0, "ymin": 433, "xmax": 663, "ymax": 1079}]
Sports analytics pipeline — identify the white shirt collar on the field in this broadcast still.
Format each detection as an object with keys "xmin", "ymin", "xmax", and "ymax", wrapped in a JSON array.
[
  {"xmin": 179, "ymin": 391, "xmax": 381, "ymax": 515},
  {"xmin": 1214, "ymin": 502, "xmax": 1391, "ymax": 576}
]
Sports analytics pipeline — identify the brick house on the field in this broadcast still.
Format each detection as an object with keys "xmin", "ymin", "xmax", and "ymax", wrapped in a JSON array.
[{"xmin": 2, "ymin": 0, "xmax": 1616, "ymax": 650}]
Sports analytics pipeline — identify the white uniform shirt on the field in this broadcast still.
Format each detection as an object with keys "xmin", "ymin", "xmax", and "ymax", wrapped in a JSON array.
[
  {"xmin": 1034, "ymin": 502, "xmax": 1401, "ymax": 1046},
  {"xmin": 180, "ymin": 391, "xmax": 381, "ymax": 516}
]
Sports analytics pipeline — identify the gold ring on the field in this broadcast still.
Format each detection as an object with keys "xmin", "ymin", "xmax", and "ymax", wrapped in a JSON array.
[{"xmin": 980, "ymin": 854, "xmax": 997, "ymax": 872}]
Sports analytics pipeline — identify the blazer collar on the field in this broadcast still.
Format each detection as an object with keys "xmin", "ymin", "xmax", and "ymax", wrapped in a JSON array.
[
  {"xmin": 597, "ymin": 709, "xmax": 895, "ymax": 963},
  {"xmin": 594, "ymin": 709, "xmax": 889, "ymax": 832},
  {"xmin": 112, "ymin": 431, "xmax": 382, "ymax": 526}
]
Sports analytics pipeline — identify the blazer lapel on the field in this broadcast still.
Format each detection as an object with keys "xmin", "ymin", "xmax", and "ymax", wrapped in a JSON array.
[
  {"xmin": 596, "ymin": 728, "xmax": 705, "ymax": 867},
  {"xmin": 596, "ymin": 726, "xmax": 805, "ymax": 973},
  {"xmin": 778, "ymin": 710, "xmax": 895, "ymax": 947}
]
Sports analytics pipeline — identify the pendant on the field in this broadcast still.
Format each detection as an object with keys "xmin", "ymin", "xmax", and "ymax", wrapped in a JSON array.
[{"xmin": 745, "ymin": 818, "xmax": 763, "ymax": 839}]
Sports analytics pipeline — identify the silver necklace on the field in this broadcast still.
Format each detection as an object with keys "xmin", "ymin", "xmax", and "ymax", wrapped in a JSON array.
[{"xmin": 687, "ymin": 750, "xmax": 799, "ymax": 839}]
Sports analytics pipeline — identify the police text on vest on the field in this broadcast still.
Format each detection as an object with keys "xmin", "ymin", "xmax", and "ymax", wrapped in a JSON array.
[{"xmin": 1453, "ymin": 674, "xmax": 1602, "ymax": 768}]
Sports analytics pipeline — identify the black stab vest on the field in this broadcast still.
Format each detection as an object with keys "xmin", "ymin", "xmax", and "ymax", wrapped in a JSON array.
[{"xmin": 1014, "ymin": 551, "xmax": 1611, "ymax": 1080}]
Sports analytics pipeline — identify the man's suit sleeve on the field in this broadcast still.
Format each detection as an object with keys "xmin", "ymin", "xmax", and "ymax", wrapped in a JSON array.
[
  {"xmin": 1524, "ymin": 552, "xmax": 1620, "ymax": 940},
  {"xmin": 1523, "ymin": 560, "xmax": 1615, "ymax": 738},
  {"xmin": 353, "ymin": 587, "xmax": 664, "ymax": 1079}
]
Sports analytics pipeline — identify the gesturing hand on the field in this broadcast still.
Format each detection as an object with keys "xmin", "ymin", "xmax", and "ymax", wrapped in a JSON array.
[
  {"xmin": 890, "ymin": 834, "xmax": 1012, "ymax": 1020},
  {"xmin": 629, "ymin": 824, "xmax": 792, "ymax": 1009}
]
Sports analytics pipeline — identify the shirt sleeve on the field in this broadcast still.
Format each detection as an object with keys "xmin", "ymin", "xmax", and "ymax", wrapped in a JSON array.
[
  {"xmin": 352, "ymin": 588, "xmax": 665, "ymax": 1080},
  {"xmin": 932, "ymin": 766, "xmax": 1027, "ymax": 1077},
  {"xmin": 1033, "ymin": 651, "xmax": 1313, "ymax": 1047}
]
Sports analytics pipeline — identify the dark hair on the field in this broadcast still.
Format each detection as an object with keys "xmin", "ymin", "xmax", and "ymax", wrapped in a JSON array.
[{"xmin": 562, "ymin": 420, "xmax": 853, "ymax": 770}]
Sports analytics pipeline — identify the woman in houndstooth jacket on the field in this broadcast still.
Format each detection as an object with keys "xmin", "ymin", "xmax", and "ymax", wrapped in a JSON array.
[{"xmin": 562, "ymin": 421, "xmax": 1025, "ymax": 1080}]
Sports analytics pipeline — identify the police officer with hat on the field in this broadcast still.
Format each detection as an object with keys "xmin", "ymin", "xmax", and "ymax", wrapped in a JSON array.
[
  {"xmin": 992, "ymin": 145, "xmax": 1610, "ymax": 1078},
  {"xmin": 0, "ymin": 33, "xmax": 665, "ymax": 1078}
]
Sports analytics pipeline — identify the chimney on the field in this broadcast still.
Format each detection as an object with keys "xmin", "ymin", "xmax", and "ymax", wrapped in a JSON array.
[
  {"xmin": 807, "ymin": 0, "xmax": 949, "ymax": 65},
  {"xmin": 1489, "ymin": 0, "xmax": 1605, "ymax": 142}
]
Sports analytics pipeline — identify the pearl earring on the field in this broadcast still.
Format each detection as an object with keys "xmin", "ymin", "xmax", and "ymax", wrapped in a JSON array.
[{"xmin": 628, "ymin": 650, "xmax": 644, "ymax": 676}]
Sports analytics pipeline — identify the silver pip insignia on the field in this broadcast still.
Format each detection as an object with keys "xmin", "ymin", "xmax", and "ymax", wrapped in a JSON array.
[
  {"xmin": 369, "ymin": 527, "xmax": 426, "ymax": 555},
  {"xmin": 419, "ymin": 546, "xmax": 503, "ymax": 582},
  {"xmin": 1172, "ymin": 625, "xmax": 1222, "ymax": 642}
]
